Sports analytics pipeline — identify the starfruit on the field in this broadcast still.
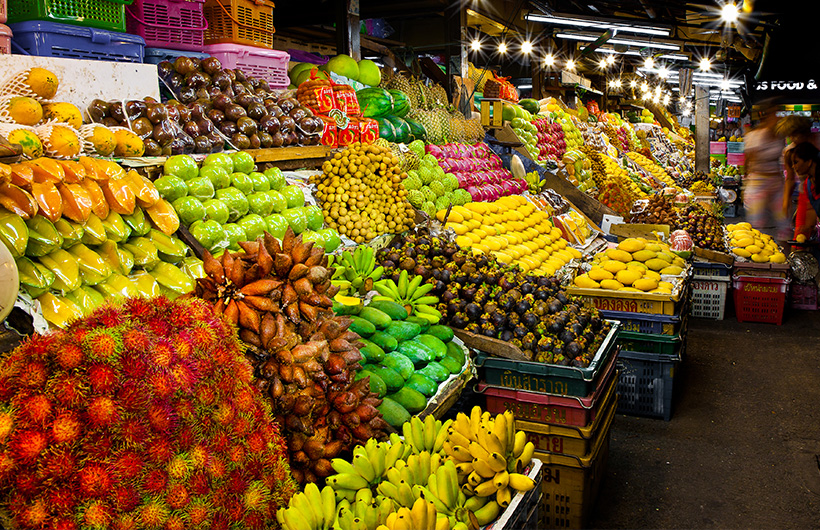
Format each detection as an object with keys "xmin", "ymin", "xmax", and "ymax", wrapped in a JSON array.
[
  {"xmin": 123, "ymin": 170, "xmax": 161, "ymax": 208},
  {"xmin": 122, "ymin": 206, "xmax": 151, "ymax": 237},
  {"xmin": 149, "ymin": 261, "xmax": 195, "ymax": 296},
  {"xmin": 64, "ymin": 286, "xmax": 104, "ymax": 315},
  {"xmin": 0, "ymin": 183, "xmax": 38, "ymax": 219},
  {"xmin": 145, "ymin": 199, "xmax": 179, "ymax": 235},
  {"xmin": 102, "ymin": 178, "xmax": 136, "ymax": 215},
  {"xmin": 25, "ymin": 215, "xmax": 63, "ymax": 257},
  {"xmin": 102, "ymin": 211, "xmax": 131, "ymax": 243},
  {"xmin": 66, "ymin": 243, "xmax": 112, "ymax": 285},
  {"xmin": 179, "ymin": 256, "xmax": 205, "ymax": 280},
  {"xmin": 27, "ymin": 158, "xmax": 65, "ymax": 184},
  {"xmin": 57, "ymin": 183, "xmax": 92, "ymax": 224},
  {"xmin": 0, "ymin": 163, "xmax": 10, "ymax": 184},
  {"xmin": 56, "ymin": 160, "xmax": 86, "ymax": 183},
  {"xmin": 30, "ymin": 181, "xmax": 63, "ymax": 222},
  {"xmin": 16, "ymin": 256, "xmax": 55, "ymax": 298},
  {"xmin": 97, "ymin": 240, "xmax": 134, "ymax": 276},
  {"xmin": 78, "ymin": 157, "xmax": 106, "ymax": 181},
  {"xmin": 9, "ymin": 163, "xmax": 34, "ymax": 189},
  {"xmin": 38, "ymin": 248, "xmax": 81, "ymax": 293},
  {"xmin": 92, "ymin": 273, "xmax": 140, "ymax": 303},
  {"xmin": 129, "ymin": 270, "xmax": 162, "ymax": 297},
  {"xmin": 81, "ymin": 213, "xmax": 107, "ymax": 246},
  {"xmin": 95, "ymin": 159, "xmax": 126, "ymax": 180},
  {"xmin": 54, "ymin": 218, "xmax": 84, "ymax": 248},
  {"xmin": 79, "ymin": 178, "xmax": 109, "ymax": 219},
  {"xmin": 37, "ymin": 292, "xmax": 83, "ymax": 328},
  {"xmin": 0, "ymin": 208, "xmax": 29, "ymax": 257},
  {"xmin": 145, "ymin": 229, "xmax": 187, "ymax": 264},
  {"xmin": 120, "ymin": 236, "xmax": 159, "ymax": 269}
]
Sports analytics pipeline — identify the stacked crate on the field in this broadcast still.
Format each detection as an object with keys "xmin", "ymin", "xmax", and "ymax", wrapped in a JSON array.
[
  {"xmin": 474, "ymin": 323, "xmax": 620, "ymax": 529},
  {"xmin": 691, "ymin": 260, "xmax": 732, "ymax": 320},
  {"xmin": 732, "ymin": 262, "xmax": 791, "ymax": 325}
]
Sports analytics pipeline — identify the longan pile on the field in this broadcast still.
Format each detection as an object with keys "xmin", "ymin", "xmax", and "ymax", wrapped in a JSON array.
[{"xmin": 312, "ymin": 142, "xmax": 415, "ymax": 243}]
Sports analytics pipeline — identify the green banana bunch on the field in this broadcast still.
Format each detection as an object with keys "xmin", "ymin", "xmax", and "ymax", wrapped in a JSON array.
[
  {"xmin": 326, "ymin": 438, "xmax": 411, "ymax": 503},
  {"xmin": 373, "ymin": 269, "xmax": 441, "ymax": 323},
  {"xmin": 525, "ymin": 170, "xmax": 542, "ymax": 194},
  {"xmin": 277, "ymin": 482, "xmax": 338, "ymax": 530},
  {"xmin": 330, "ymin": 246, "xmax": 383, "ymax": 295},
  {"xmin": 403, "ymin": 415, "xmax": 452, "ymax": 455}
]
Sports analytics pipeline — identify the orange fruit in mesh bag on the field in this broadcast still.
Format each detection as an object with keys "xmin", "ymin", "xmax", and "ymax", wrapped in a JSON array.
[
  {"xmin": 42, "ymin": 102, "xmax": 82, "ymax": 129},
  {"xmin": 6, "ymin": 128, "xmax": 43, "ymax": 158},
  {"xmin": 8, "ymin": 97, "xmax": 43, "ymax": 126},
  {"xmin": 45, "ymin": 125, "xmax": 82, "ymax": 158},
  {"xmin": 113, "ymin": 129, "xmax": 144, "ymax": 158},
  {"xmin": 26, "ymin": 68, "xmax": 59, "ymax": 100}
]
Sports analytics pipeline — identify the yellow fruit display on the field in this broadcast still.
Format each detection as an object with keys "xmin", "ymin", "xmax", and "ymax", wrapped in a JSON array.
[
  {"xmin": 578, "ymin": 239, "xmax": 689, "ymax": 292},
  {"xmin": 81, "ymin": 124, "xmax": 117, "ymax": 157},
  {"xmin": 625, "ymin": 151, "xmax": 680, "ymax": 190},
  {"xmin": 726, "ymin": 224, "xmax": 783, "ymax": 263},
  {"xmin": 42, "ymin": 102, "xmax": 83, "ymax": 129},
  {"xmin": 113, "ymin": 128, "xmax": 145, "ymax": 158},
  {"xmin": 7, "ymin": 96, "xmax": 43, "ymax": 126},
  {"xmin": 618, "ymin": 238, "xmax": 646, "ymax": 253},
  {"xmin": 26, "ymin": 67, "xmax": 60, "ymax": 99},
  {"xmin": 42, "ymin": 125, "xmax": 82, "ymax": 158}
]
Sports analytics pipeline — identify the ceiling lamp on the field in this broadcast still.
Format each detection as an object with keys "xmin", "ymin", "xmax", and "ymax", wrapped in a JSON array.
[
  {"xmin": 644, "ymin": 57, "xmax": 655, "ymax": 69},
  {"xmin": 544, "ymin": 54, "xmax": 555, "ymax": 66},
  {"xmin": 498, "ymin": 42, "xmax": 507, "ymax": 54},
  {"xmin": 470, "ymin": 39, "xmax": 481, "ymax": 51},
  {"xmin": 524, "ymin": 13, "xmax": 671, "ymax": 37},
  {"xmin": 566, "ymin": 59, "xmax": 576, "ymax": 70},
  {"xmin": 699, "ymin": 57, "xmax": 712, "ymax": 71},
  {"xmin": 521, "ymin": 40, "xmax": 533, "ymax": 55},
  {"xmin": 721, "ymin": 3, "xmax": 740, "ymax": 23}
]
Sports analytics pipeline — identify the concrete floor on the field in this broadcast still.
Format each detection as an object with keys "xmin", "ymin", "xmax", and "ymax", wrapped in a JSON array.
[{"xmin": 589, "ymin": 303, "xmax": 820, "ymax": 529}]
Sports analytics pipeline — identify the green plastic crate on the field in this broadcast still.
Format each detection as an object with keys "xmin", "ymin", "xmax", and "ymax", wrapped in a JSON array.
[
  {"xmin": 615, "ymin": 328, "xmax": 685, "ymax": 356},
  {"xmin": 8, "ymin": 0, "xmax": 133, "ymax": 32}
]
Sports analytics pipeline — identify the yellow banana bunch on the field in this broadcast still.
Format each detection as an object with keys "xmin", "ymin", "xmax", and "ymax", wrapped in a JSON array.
[
  {"xmin": 445, "ymin": 406, "xmax": 537, "ymax": 507},
  {"xmin": 277, "ymin": 482, "xmax": 337, "ymax": 530},
  {"xmin": 327, "ymin": 438, "xmax": 410, "ymax": 503},
  {"xmin": 335, "ymin": 495, "xmax": 394, "ymax": 530},
  {"xmin": 403, "ymin": 414, "xmax": 453, "ymax": 455},
  {"xmin": 375, "ymin": 498, "xmax": 444, "ymax": 530}
]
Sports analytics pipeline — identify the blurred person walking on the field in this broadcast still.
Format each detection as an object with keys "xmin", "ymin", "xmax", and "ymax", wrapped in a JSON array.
[{"xmin": 778, "ymin": 115, "xmax": 820, "ymax": 241}]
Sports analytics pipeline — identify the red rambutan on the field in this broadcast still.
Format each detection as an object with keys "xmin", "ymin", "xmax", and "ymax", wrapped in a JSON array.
[
  {"xmin": 111, "ymin": 514, "xmax": 138, "ymax": 530},
  {"xmin": 211, "ymin": 513, "xmax": 230, "ymax": 530},
  {"xmin": 48, "ymin": 486, "xmax": 78, "ymax": 514},
  {"xmin": 0, "ymin": 450, "xmax": 15, "ymax": 480},
  {"xmin": 38, "ymin": 449, "xmax": 76, "ymax": 480},
  {"xmin": 82, "ymin": 430, "xmax": 114, "ymax": 461},
  {"xmin": 119, "ymin": 354, "xmax": 148, "ymax": 380},
  {"xmin": 0, "ymin": 409, "xmax": 13, "ymax": 442},
  {"xmin": 11, "ymin": 429, "xmax": 47, "ymax": 462},
  {"xmin": 243, "ymin": 511, "xmax": 267, "ymax": 530},
  {"xmin": 172, "ymin": 335, "xmax": 193, "ymax": 360},
  {"xmin": 166, "ymin": 453, "xmax": 191, "ymax": 481},
  {"xmin": 242, "ymin": 480, "xmax": 270, "ymax": 512},
  {"xmin": 144, "ymin": 468, "xmax": 168, "ymax": 494},
  {"xmin": 189, "ymin": 445, "xmax": 208, "ymax": 469},
  {"xmin": 48, "ymin": 373, "xmax": 88, "ymax": 407},
  {"xmin": 87, "ymin": 364, "xmax": 117, "ymax": 394},
  {"xmin": 145, "ymin": 436, "xmax": 173, "ymax": 464},
  {"xmin": 54, "ymin": 342, "xmax": 83, "ymax": 370},
  {"xmin": 147, "ymin": 317, "xmax": 171, "ymax": 338},
  {"xmin": 92, "ymin": 305, "xmax": 126, "ymax": 329},
  {"xmin": 151, "ymin": 340, "xmax": 175, "ymax": 368},
  {"xmin": 194, "ymin": 384, "xmax": 216, "ymax": 408},
  {"xmin": 50, "ymin": 411, "xmax": 81, "ymax": 444},
  {"xmin": 124, "ymin": 296, "xmax": 155, "ymax": 319},
  {"xmin": 223, "ymin": 497, "xmax": 244, "ymax": 522},
  {"xmin": 186, "ymin": 499, "xmax": 212, "ymax": 527},
  {"xmin": 234, "ymin": 362, "xmax": 253, "ymax": 384},
  {"xmin": 139, "ymin": 497, "xmax": 170, "ymax": 528},
  {"xmin": 112, "ymin": 449, "xmax": 143, "ymax": 481},
  {"xmin": 210, "ymin": 431, "xmax": 230, "ymax": 453},
  {"xmin": 22, "ymin": 394, "xmax": 52, "ymax": 424},
  {"xmin": 14, "ymin": 469, "xmax": 40, "ymax": 496},
  {"xmin": 165, "ymin": 482, "xmax": 190, "ymax": 510},
  {"xmin": 213, "ymin": 401, "xmax": 235, "ymax": 426},
  {"xmin": 117, "ymin": 384, "xmax": 147, "ymax": 412},
  {"xmin": 118, "ymin": 416, "xmax": 148, "ymax": 445},
  {"xmin": 190, "ymin": 327, "xmax": 215, "ymax": 352},
  {"xmin": 79, "ymin": 499, "xmax": 113, "ymax": 529},
  {"xmin": 189, "ymin": 470, "xmax": 210, "ymax": 496},
  {"xmin": 147, "ymin": 372, "xmax": 175, "ymax": 401},
  {"xmin": 87, "ymin": 396, "xmax": 118, "ymax": 427},
  {"xmin": 233, "ymin": 388, "xmax": 256, "ymax": 413},
  {"xmin": 111, "ymin": 484, "xmax": 140, "ymax": 513},
  {"xmin": 205, "ymin": 455, "xmax": 226, "ymax": 480},
  {"xmin": 164, "ymin": 514, "xmax": 187, "ymax": 530},
  {"xmin": 121, "ymin": 329, "xmax": 149, "ymax": 355},
  {"xmin": 84, "ymin": 332, "xmax": 120, "ymax": 363},
  {"xmin": 175, "ymin": 400, "xmax": 195, "ymax": 422},
  {"xmin": 226, "ymin": 468, "xmax": 249, "ymax": 495},
  {"xmin": 18, "ymin": 497, "xmax": 48, "ymax": 527},
  {"xmin": 246, "ymin": 431, "xmax": 266, "ymax": 455},
  {"xmin": 51, "ymin": 516, "xmax": 79, "ymax": 530},
  {"xmin": 174, "ymin": 426, "xmax": 194, "ymax": 452},
  {"xmin": 147, "ymin": 401, "xmax": 174, "ymax": 433},
  {"xmin": 17, "ymin": 360, "xmax": 48, "ymax": 388},
  {"xmin": 78, "ymin": 463, "xmax": 113, "ymax": 498},
  {"xmin": 169, "ymin": 363, "xmax": 197, "ymax": 394}
]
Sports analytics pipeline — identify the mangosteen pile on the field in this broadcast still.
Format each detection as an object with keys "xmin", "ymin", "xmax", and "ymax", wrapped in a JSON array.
[{"xmin": 376, "ymin": 228, "xmax": 612, "ymax": 366}]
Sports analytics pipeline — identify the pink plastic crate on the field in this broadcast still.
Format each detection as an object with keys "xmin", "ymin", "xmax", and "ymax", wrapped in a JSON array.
[
  {"xmin": 727, "ymin": 152, "xmax": 745, "ymax": 166},
  {"xmin": 0, "ymin": 0, "xmax": 6, "ymax": 24},
  {"xmin": 732, "ymin": 275, "xmax": 790, "ymax": 325},
  {"xmin": 204, "ymin": 42, "xmax": 289, "ymax": 89},
  {"xmin": 0, "ymin": 24, "xmax": 9, "ymax": 53},
  {"xmin": 127, "ymin": 0, "xmax": 207, "ymax": 51},
  {"xmin": 789, "ymin": 281, "xmax": 818, "ymax": 310}
]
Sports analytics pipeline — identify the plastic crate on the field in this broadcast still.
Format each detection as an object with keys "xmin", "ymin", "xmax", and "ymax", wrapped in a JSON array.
[
  {"xmin": 10, "ymin": 20, "xmax": 145, "ymax": 61},
  {"xmin": 616, "ymin": 347, "xmax": 681, "ymax": 421},
  {"xmin": 126, "ymin": 0, "xmax": 207, "ymax": 51},
  {"xmin": 710, "ymin": 141, "xmax": 726, "ymax": 154},
  {"xmin": 536, "ymin": 427, "xmax": 610, "ymax": 529},
  {"xmin": 568, "ymin": 279, "xmax": 688, "ymax": 316},
  {"xmin": 616, "ymin": 328, "xmax": 685, "ymax": 355},
  {"xmin": 789, "ymin": 281, "xmax": 818, "ymax": 310},
  {"xmin": 598, "ymin": 308, "xmax": 684, "ymax": 336},
  {"xmin": 691, "ymin": 277, "xmax": 729, "ymax": 319},
  {"xmin": 204, "ymin": 42, "xmax": 289, "ymax": 89},
  {"xmin": 8, "ymin": 0, "xmax": 132, "ymax": 32},
  {"xmin": 516, "ymin": 389, "xmax": 617, "ymax": 457},
  {"xmin": 479, "ymin": 352, "xmax": 618, "ymax": 428},
  {"xmin": 486, "ymin": 459, "xmax": 543, "ymax": 530},
  {"xmin": 693, "ymin": 261, "xmax": 732, "ymax": 279},
  {"xmin": 727, "ymin": 152, "xmax": 745, "ymax": 166},
  {"xmin": 474, "ymin": 324, "xmax": 620, "ymax": 397},
  {"xmin": 0, "ymin": 24, "xmax": 9, "ymax": 53},
  {"xmin": 203, "ymin": 0, "xmax": 274, "ymax": 48},
  {"xmin": 727, "ymin": 141, "xmax": 744, "ymax": 153},
  {"xmin": 144, "ymin": 46, "xmax": 209, "ymax": 64},
  {"xmin": 732, "ymin": 275, "xmax": 790, "ymax": 325}
]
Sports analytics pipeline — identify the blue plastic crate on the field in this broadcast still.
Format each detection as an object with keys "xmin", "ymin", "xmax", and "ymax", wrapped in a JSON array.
[
  {"xmin": 10, "ymin": 20, "xmax": 145, "ymax": 62},
  {"xmin": 693, "ymin": 260, "xmax": 732, "ymax": 279},
  {"xmin": 598, "ymin": 309, "xmax": 684, "ymax": 336},
  {"xmin": 615, "ymin": 345, "xmax": 683, "ymax": 421},
  {"xmin": 144, "ymin": 47, "xmax": 210, "ymax": 65}
]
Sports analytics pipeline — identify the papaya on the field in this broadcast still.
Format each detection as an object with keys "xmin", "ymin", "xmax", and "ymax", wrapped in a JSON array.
[
  {"xmin": 385, "ymin": 320, "xmax": 422, "ymax": 342},
  {"xmin": 382, "ymin": 351, "xmax": 414, "ymax": 380},
  {"xmin": 404, "ymin": 315, "xmax": 430, "ymax": 333},
  {"xmin": 415, "ymin": 334, "xmax": 448, "ymax": 360},
  {"xmin": 358, "ymin": 339, "xmax": 385, "ymax": 363},
  {"xmin": 366, "ymin": 299, "xmax": 408, "ymax": 320},
  {"xmin": 355, "ymin": 370, "xmax": 387, "ymax": 398},
  {"xmin": 366, "ymin": 365, "xmax": 404, "ymax": 392},
  {"xmin": 377, "ymin": 397, "xmax": 411, "ymax": 429},
  {"xmin": 357, "ymin": 306, "xmax": 392, "ymax": 329},
  {"xmin": 418, "ymin": 362, "xmax": 450, "ymax": 383},
  {"xmin": 445, "ymin": 341, "xmax": 466, "ymax": 366},
  {"xmin": 404, "ymin": 373, "xmax": 438, "ymax": 398},
  {"xmin": 396, "ymin": 340, "xmax": 435, "ymax": 367},
  {"xmin": 369, "ymin": 330, "xmax": 398, "ymax": 352},
  {"xmin": 427, "ymin": 324, "xmax": 454, "ymax": 343},
  {"xmin": 439, "ymin": 355, "xmax": 463, "ymax": 374},
  {"xmin": 387, "ymin": 387, "xmax": 427, "ymax": 414},
  {"xmin": 349, "ymin": 315, "xmax": 376, "ymax": 337}
]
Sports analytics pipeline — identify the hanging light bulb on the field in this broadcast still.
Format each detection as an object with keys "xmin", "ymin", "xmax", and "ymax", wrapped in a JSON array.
[
  {"xmin": 606, "ymin": 55, "xmax": 616, "ymax": 65},
  {"xmin": 599, "ymin": 58, "xmax": 608, "ymax": 69},
  {"xmin": 663, "ymin": 94, "xmax": 671, "ymax": 105},
  {"xmin": 641, "ymin": 81, "xmax": 649, "ymax": 91},
  {"xmin": 470, "ymin": 39, "xmax": 481, "ymax": 52},
  {"xmin": 566, "ymin": 59, "xmax": 576, "ymax": 70},
  {"xmin": 630, "ymin": 79, "xmax": 638, "ymax": 88},
  {"xmin": 498, "ymin": 42, "xmax": 507, "ymax": 54},
  {"xmin": 644, "ymin": 57, "xmax": 655, "ymax": 69},
  {"xmin": 720, "ymin": 79, "xmax": 731, "ymax": 91},
  {"xmin": 544, "ymin": 54, "xmax": 555, "ymax": 66},
  {"xmin": 614, "ymin": 79, "xmax": 622, "ymax": 88},
  {"xmin": 721, "ymin": 3, "xmax": 740, "ymax": 23},
  {"xmin": 683, "ymin": 108, "xmax": 691, "ymax": 116},
  {"xmin": 699, "ymin": 57, "xmax": 712, "ymax": 71},
  {"xmin": 521, "ymin": 40, "xmax": 533, "ymax": 55},
  {"xmin": 658, "ymin": 66, "xmax": 669, "ymax": 78}
]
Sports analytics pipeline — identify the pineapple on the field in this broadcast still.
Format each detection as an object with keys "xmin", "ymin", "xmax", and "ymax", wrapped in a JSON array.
[{"xmin": 430, "ymin": 83, "xmax": 449, "ymax": 107}]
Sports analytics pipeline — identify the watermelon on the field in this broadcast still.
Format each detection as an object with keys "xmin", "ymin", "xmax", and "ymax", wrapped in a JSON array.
[
  {"xmin": 357, "ymin": 87, "xmax": 393, "ymax": 118},
  {"xmin": 388, "ymin": 90, "xmax": 411, "ymax": 118},
  {"xmin": 376, "ymin": 117, "xmax": 396, "ymax": 142},
  {"xmin": 404, "ymin": 117, "xmax": 427, "ymax": 142},
  {"xmin": 385, "ymin": 116, "xmax": 410, "ymax": 144}
]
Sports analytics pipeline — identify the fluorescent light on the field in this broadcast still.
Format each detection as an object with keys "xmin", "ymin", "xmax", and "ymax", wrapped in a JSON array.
[
  {"xmin": 683, "ymin": 108, "xmax": 691, "ymax": 116},
  {"xmin": 518, "ymin": 84, "xmax": 533, "ymax": 89},
  {"xmin": 521, "ymin": 40, "xmax": 533, "ymax": 55},
  {"xmin": 721, "ymin": 3, "xmax": 740, "ymax": 23},
  {"xmin": 555, "ymin": 32, "xmax": 681, "ymax": 51},
  {"xmin": 544, "ymin": 54, "xmax": 555, "ymax": 66},
  {"xmin": 470, "ymin": 39, "xmax": 481, "ymax": 51},
  {"xmin": 720, "ymin": 79, "xmax": 731, "ymax": 91},
  {"xmin": 524, "ymin": 13, "xmax": 671, "ymax": 37},
  {"xmin": 580, "ymin": 46, "xmax": 688, "ymax": 61}
]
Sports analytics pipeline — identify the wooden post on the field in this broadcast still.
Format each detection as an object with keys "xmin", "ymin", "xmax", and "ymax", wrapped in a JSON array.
[
  {"xmin": 336, "ymin": 0, "xmax": 361, "ymax": 60},
  {"xmin": 532, "ymin": 58, "xmax": 543, "ymax": 100},
  {"xmin": 695, "ymin": 85, "xmax": 709, "ymax": 173},
  {"xmin": 444, "ymin": 0, "xmax": 467, "ymax": 104}
]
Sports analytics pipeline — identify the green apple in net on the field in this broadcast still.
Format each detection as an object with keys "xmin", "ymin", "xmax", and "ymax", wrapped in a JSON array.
[
  {"xmin": 281, "ymin": 207, "xmax": 307, "ymax": 234},
  {"xmin": 202, "ymin": 199, "xmax": 230, "ymax": 225},
  {"xmin": 163, "ymin": 154, "xmax": 198, "ymax": 181},
  {"xmin": 230, "ymin": 151, "xmax": 255, "ymax": 174},
  {"xmin": 153, "ymin": 175, "xmax": 188, "ymax": 202},
  {"xmin": 264, "ymin": 166, "xmax": 286, "ymax": 191},
  {"xmin": 237, "ymin": 214, "xmax": 267, "ymax": 241},
  {"xmin": 223, "ymin": 223, "xmax": 246, "ymax": 251},
  {"xmin": 190, "ymin": 219, "xmax": 223, "ymax": 250},
  {"xmin": 199, "ymin": 165, "xmax": 232, "ymax": 189},
  {"xmin": 267, "ymin": 190, "xmax": 287, "ymax": 213},
  {"xmin": 231, "ymin": 172, "xmax": 254, "ymax": 195},
  {"xmin": 302, "ymin": 204, "xmax": 324, "ymax": 231},
  {"xmin": 248, "ymin": 171, "xmax": 270, "ymax": 192},
  {"xmin": 317, "ymin": 228, "xmax": 341, "ymax": 252},
  {"xmin": 215, "ymin": 187, "xmax": 249, "ymax": 222},
  {"xmin": 172, "ymin": 196, "xmax": 206, "ymax": 226},
  {"xmin": 203, "ymin": 152, "xmax": 234, "ymax": 174},
  {"xmin": 264, "ymin": 213, "xmax": 289, "ymax": 239},
  {"xmin": 281, "ymin": 185, "xmax": 305, "ymax": 208},
  {"xmin": 247, "ymin": 192, "xmax": 274, "ymax": 217},
  {"xmin": 300, "ymin": 230, "xmax": 325, "ymax": 248},
  {"xmin": 185, "ymin": 176, "xmax": 215, "ymax": 202}
]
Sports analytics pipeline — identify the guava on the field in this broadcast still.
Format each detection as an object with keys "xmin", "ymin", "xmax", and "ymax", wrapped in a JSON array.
[
  {"xmin": 247, "ymin": 192, "xmax": 275, "ymax": 217},
  {"xmin": 171, "ymin": 196, "xmax": 206, "ymax": 226},
  {"xmin": 237, "ymin": 214, "xmax": 267, "ymax": 241},
  {"xmin": 249, "ymin": 171, "xmax": 270, "ymax": 192},
  {"xmin": 317, "ymin": 228, "xmax": 341, "ymax": 252},
  {"xmin": 230, "ymin": 151, "xmax": 255, "ymax": 174},
  {"xmin": 153, "ymin": 175, "xmax": 187, "ymax": 202},
  {"xmin": 214, "ymin": 187, "xmax": 250, "ymax": 222},
  {"xmin": 264, "ymin": 167, "xmax": 286, "ymax": 191},
  {"xmin": 186, "ymin": 176, "xmax": 215, "ymax": 202},
  {"xmin": 303, "ymin": 205, "xmax": 324, "ymax": 231},
  {"xmin": 281, "ymin": 185, "xmax": 305, "ymax": 208},
  {"xmin": 199, "ymin": 165, "xmax": 232, "ymax": 189},
  {"xmin": 264, "ymin": 214, "xmax": 289, "ymax": 239},
  {"xmin": 267, "ymin": 190, "xmax": 287, "ymax": 213},
  {"xmin": 191, "ymin": 219, "xmax": 225, "ymax": 251},
  {"xmin": 163, "ymin": 154, "xmax": 198, "ymax": 181},
  {"xmin": 223, "ymin": 223, "xmax": 246, "ymax": 250},
  {"xmin": 203, "ymin": 152, "xmax": 234, "ymax": 174},
  {"xmin": 231, "ymin": 172, "xmax": 254, "ymax": 195},
  {"xmin": 202, "ymin": 199, "xmax": 230, "ymax": 225},
  {"xmin": 281, "ymin": 207, "xmax": 307, "ymax": 234}
]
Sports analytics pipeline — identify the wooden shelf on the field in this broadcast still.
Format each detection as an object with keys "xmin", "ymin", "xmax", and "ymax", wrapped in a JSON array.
[{"xmin": 118, "ymin": 145, "xmax": 333, "ymax": 171}]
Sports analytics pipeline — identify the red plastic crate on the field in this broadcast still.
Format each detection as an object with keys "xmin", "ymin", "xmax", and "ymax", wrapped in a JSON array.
[
  {"xmin": 204, "ymin": 42, "xmax": 289, "ymax": 88},
  {"xmin": 732, "ymin": 275, "xmax": 790, "ymax": 325},
  {"xmin": 127, "ymin": 0, "xmax": 207, "ymax": 51}
]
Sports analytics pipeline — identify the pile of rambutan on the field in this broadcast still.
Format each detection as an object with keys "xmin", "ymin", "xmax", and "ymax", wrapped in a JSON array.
[{"xmin": 0, "ymin": 296, "xmax": 297, "ymax": 530}]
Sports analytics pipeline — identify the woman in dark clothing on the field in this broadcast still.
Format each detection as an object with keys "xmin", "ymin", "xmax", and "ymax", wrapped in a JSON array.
[{"xmin": 791, "ymin": 142, "xmax": 820, "ymax": 223}]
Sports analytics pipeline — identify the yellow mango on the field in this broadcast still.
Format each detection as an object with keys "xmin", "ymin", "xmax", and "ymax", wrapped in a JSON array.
[
  {"xmin": 672, "ymin": 257, "xmax": 686, "ymax": 268},
  {"xmin": 603, "ymin": 260, "xmax": 627, "ymax": 274},
  {"xmin": 644, "ymin": 258, "xmax": 668, "ymax": 271},
  {"xmin": 588, "ymin": 267, "xmax": 614, "ymax": 281},
  {"xmin": 751, "ymin": 252, "xmax": 769, "ymax": 263},
  {"xmin": 746, "ymin": 245, "xmax": 762, "ymax": 255},
  {"xmin": 617, "ymin": 238, "xmax": 646, "ymax": 253},
  {"xmin": 735, "ymin": 237, "xmax": 755, "ymax": 248},
  {"xmin": 615, "ymin": 268, "xmax": 642, "ymax": 286},
  {"xmin": 644, "ymin": 270, "xmax": 661, "ymax": 281},
  {"xmin": 573, "ymin": 274, "xmax": 600, "ymax": 289},
  {"xmin": 732, "ymin": 248, "xmax": 751, "ymax": 258},
  {"xmin": 631, "ymin": 249, "xmax": 657, "ymax": 263},
  {"xmin": 606, "ymin": 248, "xmax": 633, "ymax": 263},
  {"xmin": 626, "ymin": 261, "xmax": 647, "ymax": 270},
  {"xmin": 660, "ymin": 265, "xmax": 683, "ymax": 276},
  {"xmin": 658, "ymin": 281, "xmax": 675, "ymax": 291},
  {"xmin": 633, "ymin": 278, "xmax": 659, "ymax": 292},
  {"xmin": 619, "ymin": 287, "xmax": 643, "ymax": 293},
  {"xmin": 770, "ymin": 252, "xmax": 786, "ymax": 264},
  {"xmin": 655, "ymin": 252, "xmax": 674, "ymax": 263},
  {"xmin": 600, "ymin": 279, "xmax": 624, "ymax": 290},
  {"xmin": 645, "ymin": 243, "xmax": 663, "ymax": 252}
]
